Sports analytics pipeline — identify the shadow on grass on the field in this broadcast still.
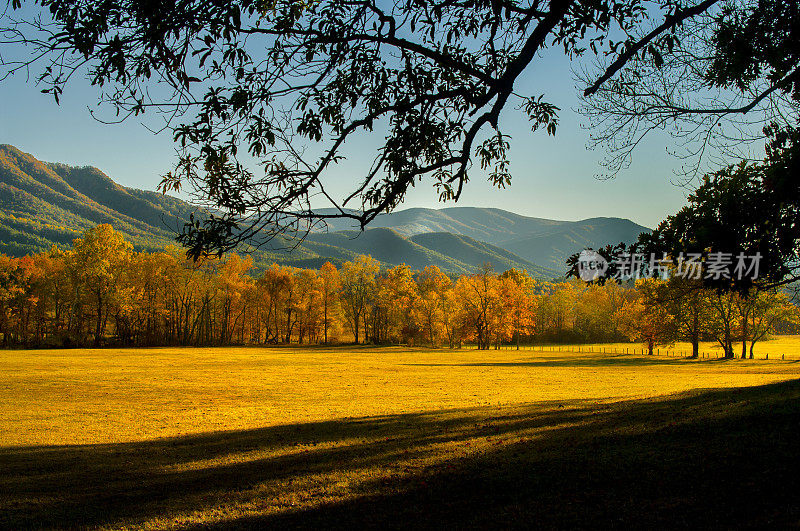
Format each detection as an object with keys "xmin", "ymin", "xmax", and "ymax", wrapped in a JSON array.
[{"xmin": 2, "ymin": 380, "xmax": 800, "ymax": 529}]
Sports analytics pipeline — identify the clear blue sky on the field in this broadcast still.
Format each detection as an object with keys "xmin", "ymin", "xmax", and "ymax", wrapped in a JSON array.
[{"xmin": 0, "ymin": 35, "xmax": 692, "ymax": 229}]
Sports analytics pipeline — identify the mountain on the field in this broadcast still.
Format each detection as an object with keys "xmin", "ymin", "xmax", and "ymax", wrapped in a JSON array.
[
  {"xmin": 0, "ymin": 145, "xmax": 560, "ymax": 278},
  {"xmin": 315, "ymin": 207, "xmax": 650, "ymax": 271},
  {"xmin": 315, "ymin": 206, "xmax": 564, "ymax": 241},
  {"xmin": 298, "ymin": 229, "xmax": 554, "ymax": 277},
  {"xmin": 0, "ymin": 144, "xmax": 194, "ymax": 256},
  {"xmin": 497, "ymin": 217, "xmax": 649, "ymax": 270}
]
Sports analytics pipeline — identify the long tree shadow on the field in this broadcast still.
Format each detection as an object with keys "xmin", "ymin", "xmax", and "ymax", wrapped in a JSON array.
[{"xmin": 2, "ymin": 380, "xmax": 800, "ymax": 529}]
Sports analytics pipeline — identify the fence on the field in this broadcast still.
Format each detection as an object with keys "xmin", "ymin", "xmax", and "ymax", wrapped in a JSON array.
[{"xmin": 496, "ymin": 343, "xmax": 792, "ymax": 361}]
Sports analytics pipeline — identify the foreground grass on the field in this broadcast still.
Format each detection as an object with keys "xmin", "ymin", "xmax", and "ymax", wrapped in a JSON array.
[{"xmin": 2, "ymin": 346, "xmax": 800, "ymax": 528}]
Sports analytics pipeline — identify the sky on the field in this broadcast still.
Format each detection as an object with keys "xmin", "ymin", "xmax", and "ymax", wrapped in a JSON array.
[{"xmin": 0, "ymin": 17, "xmax": 693, "ymax": 229}]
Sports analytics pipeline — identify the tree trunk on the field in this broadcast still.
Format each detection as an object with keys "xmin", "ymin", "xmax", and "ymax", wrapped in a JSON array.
[
  {"xmin": 741, "ymin": 318, "xmax": 748, "ymax": 359},
  {"xmin": 323, "ymin": 298, "xmax": 328, "ymax": 344},
  {"xmin": 724, "ymin": 327, "xmax": 734, "ymax": 359},
  {"xmin": 94, "ymin": 289, "xmax": 103, "ymax": 347}
]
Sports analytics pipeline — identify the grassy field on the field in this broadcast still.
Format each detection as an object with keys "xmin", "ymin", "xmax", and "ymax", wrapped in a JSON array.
[{"xmin": 2, "ymin": 345, "xmax": 800, "ymax": 528}]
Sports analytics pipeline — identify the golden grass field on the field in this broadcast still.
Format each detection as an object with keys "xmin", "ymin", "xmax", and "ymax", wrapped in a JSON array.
[{"xmin": 2, "ymin": 341, "xmax": 800, "ymax": 528}]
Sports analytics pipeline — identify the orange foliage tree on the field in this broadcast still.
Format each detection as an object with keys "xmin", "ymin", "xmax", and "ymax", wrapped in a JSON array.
[{"xmin": 1, "ymin": 224, "xmax": 795, "ymax": 349}]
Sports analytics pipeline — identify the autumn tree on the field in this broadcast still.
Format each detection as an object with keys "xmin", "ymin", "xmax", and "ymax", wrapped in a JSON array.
[
  {"xmin": 742, "ymin": 290, "xmax": 797, "ymax": 359},
  {"xmin": 416, "ymin": 265, "xmax": 452, "ymax": 347},
  {"xmin": 573, "ymin": 283, "xmax": 630, "ymax": 343},
  {"xmin": 27, "ymin": 248, "xmax": 70, "ymax": 344},
  {"xmin": 535, "ymin": 280, "xmax": 580, "ymax": 342},
  {"xmin": 294, "ymin": 268, "xmax": 323, "ymax": 344},
  {"xmin": 440, "ymin": 285, "xmax": 465, "ymax": 349},
  {"xmin": 617, "ymin": 279, "xmax": 677, "ymax": 355},
  {"xmin": 378, "ymin": 264, "xmax": 420, "ymax": 345},
  {"xmin": 68, "ymin": 224, "xmax": 132, "ymax": 346},
  {"xmin": 706, "ymin": 290, "xmax": 740, "ymax": 359},
  {"xmin": 658, "ymin": 276, "xmax": 710, "ymax": 358},
  {"xmin": 456, "ymin": 263, "xmax": 503, "ymax": 350},
  {"xmin": 256, "ymin": 264, "xmax": 297, "ymax": 343},
  {"xmin": 0, "ymin": 255, "xmax": 36, "ymax": 345},
  {"xmin": 216, "ymin": 253, "xmax": 254, "ymax": 344},
  {"xmin": 499, "ymin": 269, "xmax": 536, "ymax": 349},
  {"xmin": 339, "ymin": 255, "xmax": 379, "ymax": 344},
  {"xmin": 319, "ymin": 262, "xmax": 340, "ymax": 344}
]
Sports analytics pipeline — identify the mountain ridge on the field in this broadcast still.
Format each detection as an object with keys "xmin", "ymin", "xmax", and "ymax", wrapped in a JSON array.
[
  {"xmin": 0, "ymin": 144, "xmax": 570, "ymax": 278},
  {"xmin": 315, "ymin": 207, "xmax": 649, "ymax": 270}
]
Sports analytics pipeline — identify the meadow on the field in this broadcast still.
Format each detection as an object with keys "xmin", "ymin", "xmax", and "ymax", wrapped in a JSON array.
[{"xmin": 2, "ymin": 344, "xmax": 800, "ymax": 528}]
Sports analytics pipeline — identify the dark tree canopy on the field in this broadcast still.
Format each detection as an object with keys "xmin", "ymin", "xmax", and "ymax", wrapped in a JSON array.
[
  {"xmin": 638, "ymin": 161, "xmax": 800, "ymax": 291},
  {"xmin": 570, "ymin": 0, "xmax": 800, "ymax": 291},
  {"xmin": 2, "ymin": 0, "xmax": 731, "ymax": 257}
]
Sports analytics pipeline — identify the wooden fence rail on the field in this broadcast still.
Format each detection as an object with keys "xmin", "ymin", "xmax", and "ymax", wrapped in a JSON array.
[{"xmin": 496, "ymin": 344, "xmax": 789, "ymax": 361}]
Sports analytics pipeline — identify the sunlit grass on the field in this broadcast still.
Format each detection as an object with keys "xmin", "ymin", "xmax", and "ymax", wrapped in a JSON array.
[
  {"xmin": 2, "ymin": 345, "xmax": 800, "ymax": 528},
  {"xmin": 3, "ymin": 344, "xmax": 800, "ymax": 446}
]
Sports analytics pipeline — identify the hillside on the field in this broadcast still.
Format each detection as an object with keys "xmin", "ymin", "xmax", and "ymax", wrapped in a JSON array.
[
  {"xmin": 0, "ymin": 145, "xmax": 560, "ymax": 278},
  {"xmin": 316, "ymin": 207, "xmax": 650, "ymax": 270},
  {"xmin": 498, "ymin": 217, "xmax": 648, "ymax": 270},
  {"xmin": 0, "ymin": 144, "xmax": 193, "ymax": 256},
  {"xmin": 301, "ymin": 229, "xmax": 554, "ymax": 277},
  {"xmin": 316, "ymin": 206, "xmax": 565, "ymax": 241}
]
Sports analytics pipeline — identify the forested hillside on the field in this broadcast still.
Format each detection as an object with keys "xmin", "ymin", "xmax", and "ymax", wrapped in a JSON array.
[
  {"xmin": 1, "ymin": 145, "xmax": 645, "ymax": 277},
  {"xmin": 0, "ymin": 145, "xmax": 562, "ymax": 277},
  {"xmin": 0, "ymin": 145, "xmax": 192, "ymax": 256}
]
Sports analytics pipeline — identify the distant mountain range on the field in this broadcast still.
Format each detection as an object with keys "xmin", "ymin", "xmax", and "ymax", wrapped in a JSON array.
[
  {"xmin": 316, "ymin": 207, "xmax": 649, "ymax": 271},
  {"xmin": 0, "ymin": 144, "xmax": 649, "ymax": 278}
]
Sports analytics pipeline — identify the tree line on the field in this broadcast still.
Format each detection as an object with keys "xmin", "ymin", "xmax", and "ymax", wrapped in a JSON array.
[{"xmin": 0, "ymin": 224, "xmax": 795, "ymax": 354}]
